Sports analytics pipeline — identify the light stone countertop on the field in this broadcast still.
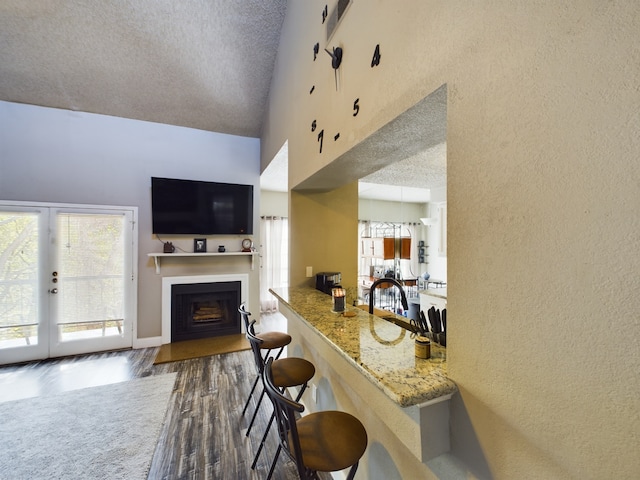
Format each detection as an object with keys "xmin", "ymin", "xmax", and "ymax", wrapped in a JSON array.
[
  {"xmin": 270, "ymin": 287, "xmax": 457, "ymax": 407},
  {"xmin": 418, "ymin": 288, "xmax": 447, "ymax": 300}
]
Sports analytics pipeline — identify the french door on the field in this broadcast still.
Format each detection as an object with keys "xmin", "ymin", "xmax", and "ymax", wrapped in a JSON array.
[{"xmin": 0, "ymin": 202, "xmax": 137, "ymax": 365}]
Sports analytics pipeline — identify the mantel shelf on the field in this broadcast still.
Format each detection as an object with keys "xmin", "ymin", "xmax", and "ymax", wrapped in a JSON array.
[{"xmin": 147, "ymin": 251, "xmax": 258, "ymax": 274}]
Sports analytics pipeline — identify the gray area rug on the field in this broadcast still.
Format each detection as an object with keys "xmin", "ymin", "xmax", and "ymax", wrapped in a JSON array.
[{"xmin": 0, "ymin": 373, "xmax": 177, "ymax": 480}]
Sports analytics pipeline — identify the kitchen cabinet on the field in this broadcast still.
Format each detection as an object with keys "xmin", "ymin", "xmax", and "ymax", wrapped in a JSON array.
[
  {"xmin": 360, "ymin": 237, "xmax": 411, "ymax": 260},
  {"xmin": 361, "ymin": 238, "xmax": 382, "ymax": 258},
  {"xmin": 383, "ymin": 237, "xmax": 396, "ymax": 259},
  {"xmin": 383, "ymin": 237, "xmax": 412, "ymax": 259},
  {"xmin": 359, "ymin": 234, "xmax": 417, "ymax": 296},
  {"xmin": 399, "ymin": 237, "xmax": 411, "ymax": 259}
]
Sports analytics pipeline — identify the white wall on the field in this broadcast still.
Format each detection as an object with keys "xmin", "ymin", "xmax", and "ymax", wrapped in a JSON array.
[
  {"xmin": 263, "ymin": 1, "xmax": 640, "ymax": 479},
  {"xmin": 358, "ymin": 198, "xmax": 424, "ymax": 224},
  {"xmin": 0, "ymin": 101, "xmax": 261, "ymax": 339},
  {"xmin": 259, "ymin": 189, "xmax": 288, "ymax": 217},
  {"xmin": 424, "ymin": 202, "xmax": 447, "ymax": 282}
]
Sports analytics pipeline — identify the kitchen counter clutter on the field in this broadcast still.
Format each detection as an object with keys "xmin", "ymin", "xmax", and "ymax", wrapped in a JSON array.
[{"xmin": 269, "ymin": 287, "xmax": 457, "ymax": 407}]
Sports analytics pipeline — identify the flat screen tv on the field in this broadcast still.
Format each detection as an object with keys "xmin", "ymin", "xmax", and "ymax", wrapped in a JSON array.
[{"xmin": 151, "ymin": 177, "xmax": 253, "ymax": 235}]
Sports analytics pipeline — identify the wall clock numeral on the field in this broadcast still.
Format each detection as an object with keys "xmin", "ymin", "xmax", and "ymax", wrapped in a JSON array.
[
  {"xmin": 317, "ymin": 129, "xmax": 324, "ymax": 153},
  {"xmin": 322, "ymin": 5, "xmax": 328, "ymax": 24},
  {"xmin": 313, "ymin": 43, "xmax": 319, "ymax": 61},
  {"xmin": 353, "ymin": 98, "xmax": 360, "ymax": 116},
  {"xmin": 311, "ymin": 120, "xmax": 317, "ymax": 132},
  {"xmin": 334, "ymin": 133, "xmax": 340, "ymax": 141},
  {"xmin": 310, "ymin": 85, "xmax": 315, "ymax": 94},
  {"xmin": 371, "ymin": 44, "xmax": 381, "ymax": 67}
]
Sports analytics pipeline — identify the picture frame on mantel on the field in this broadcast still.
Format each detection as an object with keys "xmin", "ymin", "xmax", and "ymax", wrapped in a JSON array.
[{"xmin": 194, "ymin": 238, "xmax": 207, "ymax": 253}]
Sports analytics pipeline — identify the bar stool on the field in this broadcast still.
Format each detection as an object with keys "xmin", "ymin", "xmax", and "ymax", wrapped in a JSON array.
[
  {"xmin": 263, "ymin": 357, "xmax": 368, "ymax": 480},
  {"xmin": 238, "ymin": 304, "xmax": 292, "ymax": 427},
  {"xmin": 245, "ymin": 321, "xmax": 315, "ymax": 471}
]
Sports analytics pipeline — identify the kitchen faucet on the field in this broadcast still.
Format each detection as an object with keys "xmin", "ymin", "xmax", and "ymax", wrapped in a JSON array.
[{"xmin": 369, "ymin": 277, "xmax": 409, "ymax": 314}]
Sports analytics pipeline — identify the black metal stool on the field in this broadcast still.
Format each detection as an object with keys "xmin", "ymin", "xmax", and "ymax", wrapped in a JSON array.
[
  {"xmin": 263, "ymin": 357, "xmax": 368, "ymax": 480},
  {"xmin": 245, "ymin": 321, "xmax": 315, "ymax": 471},
  {"xmin": 238, "ymin": 304, "xmax": 291, "ymax": 433}
]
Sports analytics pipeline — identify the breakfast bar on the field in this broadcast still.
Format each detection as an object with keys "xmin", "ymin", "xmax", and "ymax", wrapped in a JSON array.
[{"xmin": 269, "ymin": 286, "xmax": 459, "ymax": 476}]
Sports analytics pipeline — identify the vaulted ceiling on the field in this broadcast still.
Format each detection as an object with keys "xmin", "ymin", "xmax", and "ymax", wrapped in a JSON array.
[
  {"xmin": 0, "ymin": 0, "xmax": 286, "ymax": 138},
  {"xmin": 0, "ymin": 0, "xmax": 445, "ymax": 201}
]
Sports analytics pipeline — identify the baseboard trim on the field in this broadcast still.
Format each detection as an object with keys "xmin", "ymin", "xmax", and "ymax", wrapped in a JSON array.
[{"xmin": 133, "ymin": 336, "xmax": 162, "ymax": 349}]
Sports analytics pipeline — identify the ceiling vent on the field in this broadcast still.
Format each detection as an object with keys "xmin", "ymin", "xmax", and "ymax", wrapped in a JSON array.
[{"xmin": 326, "ymin": 0, "xmax": 353, "ymax": 41}]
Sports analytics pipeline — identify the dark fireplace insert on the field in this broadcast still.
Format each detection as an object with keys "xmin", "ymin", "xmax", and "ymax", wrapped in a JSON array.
[{"xmin": 171, "ymin": 281, "xmax": 241, "ymax": 342}]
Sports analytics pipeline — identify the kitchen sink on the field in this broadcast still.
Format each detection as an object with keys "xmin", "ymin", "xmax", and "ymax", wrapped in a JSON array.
[
  {"xmin": 354, "ymin": 304, "xmax": 419, "ymax": 333},
  {"xmin": 380, "ymin": 316, "xmax": 419, "ymax": 333}
]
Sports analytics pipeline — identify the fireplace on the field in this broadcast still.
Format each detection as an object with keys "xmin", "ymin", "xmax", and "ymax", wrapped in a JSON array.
[
  {"xmin": 162, "ymin": 274, "xmax": 249, "ymax": 344},
  {"xmin": 171, "ymin": 281, "xmax": 241, "ymax": 342}
]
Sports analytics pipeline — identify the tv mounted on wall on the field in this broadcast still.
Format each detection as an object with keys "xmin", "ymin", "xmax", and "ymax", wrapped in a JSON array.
[{"xmin": 151, "ymin": 177, "xmax": 254, "ymax": 235}]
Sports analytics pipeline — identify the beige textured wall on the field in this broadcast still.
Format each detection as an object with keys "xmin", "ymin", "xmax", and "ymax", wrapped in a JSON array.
[
  {"xmin": 289, "ymin": 183, "xmax": 359, "ymax": 291},
  {"xmin": 263, "ymin": 1, "xmax": 640, "ymax": 478}
]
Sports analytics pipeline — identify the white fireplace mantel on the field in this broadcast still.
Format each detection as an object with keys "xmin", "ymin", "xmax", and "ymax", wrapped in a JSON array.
[
  {"xmin": 148, "ymin": 251, "xmax": 258, "ymax": 274},
  {"xmin": 161, "ymin": 274, "xmax": 249, "ymax": 344}
]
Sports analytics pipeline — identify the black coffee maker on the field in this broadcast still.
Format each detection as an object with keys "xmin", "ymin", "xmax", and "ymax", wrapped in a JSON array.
[{"xmin": 315, "ymin": 272, "xmax": 341, "ymax": 295}]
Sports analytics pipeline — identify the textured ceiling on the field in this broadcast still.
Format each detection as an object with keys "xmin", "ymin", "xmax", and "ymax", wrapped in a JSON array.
[
  {"xmin": 291, "ymin": 85, "xmax": 447, "ymax": 201},
  {"xmin": 1, "ymin": 0, "xmax": 445, "ymax": 201},
  {"xmin": 0, "ymin": 0, "xmax": 286, "ymax": 138},
  {"xmin": 262, "ymin": 86, "xmax": 447, "ymax": 202}
]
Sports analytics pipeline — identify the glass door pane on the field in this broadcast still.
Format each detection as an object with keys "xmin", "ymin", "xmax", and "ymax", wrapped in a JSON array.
[
  {"xmin": 0, "ymin": 203, "xmax": 136, "ymax": 364},
  {"xmin": 0, "ymin": 208, "xmax": 49, "ymax": 364},
  {"xmin": 50, "ymin": 210, "xmax": 133, "ymax": 356}
]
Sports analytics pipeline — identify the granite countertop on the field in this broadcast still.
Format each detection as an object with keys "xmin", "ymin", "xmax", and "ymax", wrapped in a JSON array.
[
  {"xmin": 418, "ymin": 288, "xmax": 447, "ymax": 300},
  {"xmin": 270, "ymin": 287, "xmax": 457, "ymax": 407}
]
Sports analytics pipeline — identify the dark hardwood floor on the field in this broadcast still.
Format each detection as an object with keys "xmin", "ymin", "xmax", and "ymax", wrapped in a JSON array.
[{"xmin": 0, "ymin": 344, "xmax": 331, "ymax": 479}]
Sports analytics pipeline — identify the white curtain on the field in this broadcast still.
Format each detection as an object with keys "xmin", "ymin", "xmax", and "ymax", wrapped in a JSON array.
[{"xmin": 259, "ymin": 216, "xmax": 289, "ymax": 313}]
